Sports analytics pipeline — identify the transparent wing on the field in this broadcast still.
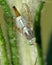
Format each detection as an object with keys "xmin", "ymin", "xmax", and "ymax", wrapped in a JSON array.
[{"xmin": 22, "ymin": 3, "xmax": 33, "ymax": 28}]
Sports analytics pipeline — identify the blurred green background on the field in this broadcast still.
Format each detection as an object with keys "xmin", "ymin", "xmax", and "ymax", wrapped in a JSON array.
[
  {"xmin": 41, "ymin": 0, "xmax": 52, "ymax": 57},
  {"xmin": 0, "ymin": 0, "xmax": 52, "ymax": 65}
]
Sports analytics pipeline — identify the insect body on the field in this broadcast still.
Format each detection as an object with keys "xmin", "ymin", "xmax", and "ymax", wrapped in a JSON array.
[{"xmin": 13, "ymin": 6, "xmax": 35, "ymax": 42}]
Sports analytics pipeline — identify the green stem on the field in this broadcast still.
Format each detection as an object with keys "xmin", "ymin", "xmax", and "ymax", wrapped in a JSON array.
[
  {"xmin": 0, "ymin": 26, "xmax": 9, "ymax": 65},
  {"xmin": 0, "ymin": 0, "xmax": 20, "ymax": 65},
  {"xmin": 34, "ymin": 1, "xmax": 45, "ymax": 65}
]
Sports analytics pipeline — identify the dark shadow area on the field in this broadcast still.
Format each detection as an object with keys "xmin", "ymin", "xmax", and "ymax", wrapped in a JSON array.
[{"xmin": 46, "ymin": 32, "xmax": 52, "ymax": 65}]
